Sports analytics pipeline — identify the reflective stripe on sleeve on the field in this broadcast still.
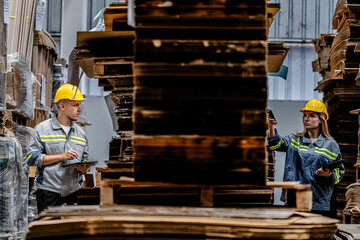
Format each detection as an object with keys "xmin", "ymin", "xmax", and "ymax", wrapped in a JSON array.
[
  {"xmin": 269, "ymin": 138, "xmax": 284, "ymax": 150},
  {"xmin": 335, "ymin": 168, "xmax": 341, "ymax": 184}
]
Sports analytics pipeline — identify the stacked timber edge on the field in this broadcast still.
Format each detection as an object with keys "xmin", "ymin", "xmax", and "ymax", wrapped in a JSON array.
[{"xmin": 314, "ymin": 0, "xmax": 360, "ymax": 217}]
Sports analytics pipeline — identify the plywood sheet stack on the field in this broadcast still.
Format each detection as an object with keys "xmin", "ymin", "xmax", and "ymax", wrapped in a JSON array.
[
  {"xmin": 133, "ymin": 0, "xmax": 267, "ymax": 185},
  {"xmin": 7, "ymin": 0, "xmax": 37, "ymax": 66},
  {"xmin": 26, "ymin": 205, "xmax": 339, "ymax": 240},
  {"xmin": 314, "ymin": 0, "xmax": 360, "ymax": 217}
]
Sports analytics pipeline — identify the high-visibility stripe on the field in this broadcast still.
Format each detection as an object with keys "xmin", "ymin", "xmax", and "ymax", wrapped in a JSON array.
[
  {"xmin": 70, "ymin": 139, "xmax": 86, "ymax": 145},
  {"xmin": 314, "ymin": 150, "xmax": 337, "ymax": 160},
  {"xmin": 41, "ymin": 139, "xmax": 66, "ymax": 142},
  {"xmin": 291, "ymin": 143, "xmax": 309, "ymax": 152},
  {"xmin": 269, "ymin": 138, "xmax": 284, "ymax": 150},
  {"xmin": 40, "ymin": 135, "xmax": 66, "ymax": 138},
  {"xmin": 71, "ymin": 136, "xmax": 86, "ymax": 142},
  {"xmin": 315, "ymin": 147, "xmax": 338, "ymax": 157},
  {"xmin": 291, "ymin": 139, "xmax": 309, "ymax": 149},
  {"xmin": 335, "ymin": 168, "xmax": 341, "ymax": 184},
  {"xmin": 26, "ymin": 154, "xmax": 32, "ymax": 161}
]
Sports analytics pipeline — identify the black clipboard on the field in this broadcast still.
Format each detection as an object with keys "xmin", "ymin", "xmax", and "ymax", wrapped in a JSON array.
[{"xmin": 62, "ymin": 161, "xmax": 98, "ymax": 167}]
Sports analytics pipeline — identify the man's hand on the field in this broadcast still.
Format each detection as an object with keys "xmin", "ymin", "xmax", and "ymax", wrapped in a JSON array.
[
  {"xmin": 315, "ymin": 167, "xmax": 333, "ymax": 177},
  {"xmin": 73, "ymin": 164, "xmax": 93, "ymax": 174},
  {"xmin": 62, "ymin": 150, "xmax": 79, "ymax": 161},
  {"xmin": 43, "ymin": 150, "xmax": 79, "ymax": 166}
]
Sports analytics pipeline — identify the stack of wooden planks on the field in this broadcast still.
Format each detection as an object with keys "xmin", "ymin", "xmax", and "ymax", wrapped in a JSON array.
[
  {"xmin": 26, "ymin": 205, "xmax": 339, "ymax": 240},
  {"xmin": 314, "ymin": 0, "xmax": 360, "ymax": 217},
  {"xmin": 75, "ymin": 3, "xmax": 135, "ymax": 182},
  {"xmin": 312, "ymin": 34, "xmax": 336, "ymax": 82},
  {"xmin": 104, "ymin": 2, "xmax": 133, "ymax": 32},
  {"xmin": 133, "ymin": 0, "xmax": 267, "ymax": 185},
  {"xmin": 267, "ymin": 42, "xmax": 289, "ymax": 73}
]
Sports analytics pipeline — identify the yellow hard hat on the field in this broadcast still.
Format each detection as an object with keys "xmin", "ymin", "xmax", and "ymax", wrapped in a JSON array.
[
  {"xmin": 54, "ymin": 84, "xmax": 86, "ymax": 103},
  {"xmin": 299, "ymin": 99, "xmax": 329, "ymax": 120}
]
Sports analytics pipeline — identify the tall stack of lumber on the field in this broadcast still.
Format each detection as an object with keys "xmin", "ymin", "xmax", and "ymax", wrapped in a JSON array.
[
  {"xmin": 314, "ymin": 0, "xmax": 360, "ymax": 217},
  {"xmin": 133, "ymin": 0, "xmax": 267, "ymax": 184},
  {"xmin": 7, "ymin": 0, "xmax": 37, "ymax": 66},
  {"xmin": 74, "ymin": 1, "xmax": 280, "ymax": 207},
  {"xmin": 25, "ymin": 205, "xmax": 339, "ymax": 240},
  {"xmin": 75, "ymin": 2, "xmax": 135, "ymax": 181}
]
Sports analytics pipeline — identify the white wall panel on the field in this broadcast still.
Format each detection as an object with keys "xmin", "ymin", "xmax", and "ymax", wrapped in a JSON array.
[
  {"xmin": 269, "ymin": 0, "xmax": 337, "ymax": 42},
  {"xmin": 268, "ymin": 43, "xmax": 323, "ymax": 101}
]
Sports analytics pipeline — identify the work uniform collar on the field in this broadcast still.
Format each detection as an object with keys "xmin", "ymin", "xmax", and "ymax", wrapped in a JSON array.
[
  {"xmin": 51, "ymin": 115, "xmax": 74, "ymax": 130},
  {"xmin": 302, "ymin": 133, "xmax": 326, "ymax": 147}
]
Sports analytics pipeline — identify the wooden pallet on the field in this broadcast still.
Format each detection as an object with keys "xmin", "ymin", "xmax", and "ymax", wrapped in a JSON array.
[
  {"xmin": 343, "ymin": 209, "xmax": 360, "ymax": 224},
  {"xmin": 100, "ymin": 178, "xmax": 311, "ymax": 212},
  {"xmin": 104, "ymin": 3, "xmax": 133, "ymax": 32}
]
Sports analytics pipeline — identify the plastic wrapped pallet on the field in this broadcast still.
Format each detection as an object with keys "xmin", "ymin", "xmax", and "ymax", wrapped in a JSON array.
[
  {"xmin": 0, "ymin": 72, "xmax": 6, "ymax": 111},
  {"xmin": 0, "ymin": 135, "xmax": 29, "ymax": 239},
  {"xmin": 7, "ymin": 53, "xmax": 37, "ymax": 120},
  {"xmin": 13, "ymin": 123, "xmax": 37, "ymax": 223}
]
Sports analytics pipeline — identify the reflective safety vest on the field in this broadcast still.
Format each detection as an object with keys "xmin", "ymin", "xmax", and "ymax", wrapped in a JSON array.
[
  {"xmin": 26, "ymin": 116, "xmax": 89, "ymax": 197},
  {"xmin": 268, "ymin": 130, "xmax": 345, "ymax": 211}
]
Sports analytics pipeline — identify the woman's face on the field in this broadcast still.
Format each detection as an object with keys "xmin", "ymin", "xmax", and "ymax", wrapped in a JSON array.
[{"xmin": 303, "ymin": 111, "xmax": 321, "ymax": 130}]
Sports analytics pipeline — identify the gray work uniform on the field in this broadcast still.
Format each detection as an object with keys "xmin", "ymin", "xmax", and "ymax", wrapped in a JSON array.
[{"xmin": 26, "ymin": 116, "xmax": 89, "ymax": 197}]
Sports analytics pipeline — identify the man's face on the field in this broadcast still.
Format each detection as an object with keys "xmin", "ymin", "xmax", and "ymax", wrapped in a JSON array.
[{"xmin": 60, "ymin": 100, "xmax": 82, "ymax": 121}]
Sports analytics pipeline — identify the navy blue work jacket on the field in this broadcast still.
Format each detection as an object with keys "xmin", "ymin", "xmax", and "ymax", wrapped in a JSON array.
[{"xmin": 268, "ymin": 130, "xmax": 344, "ymax": 211}]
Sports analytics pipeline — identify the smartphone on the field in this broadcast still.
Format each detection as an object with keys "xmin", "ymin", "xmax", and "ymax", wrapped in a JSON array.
[{"xmin": 267, "ymin": 109, "xmax": 276, "ymax": 121}]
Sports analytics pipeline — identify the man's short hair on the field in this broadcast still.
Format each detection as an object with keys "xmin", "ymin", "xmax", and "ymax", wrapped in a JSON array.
[{"xmin": 56, "ymin": 99, "xmax": 69, "ymax": 109}]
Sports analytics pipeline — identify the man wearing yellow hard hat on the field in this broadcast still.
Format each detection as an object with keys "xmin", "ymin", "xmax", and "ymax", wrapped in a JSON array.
[
  {"xmin": 267, "ymin": 99, "xmax": 345, "ymax": 216},
  {"xmin": 26, "ymin": 84, "xmax": 92, "ymax": 213}
]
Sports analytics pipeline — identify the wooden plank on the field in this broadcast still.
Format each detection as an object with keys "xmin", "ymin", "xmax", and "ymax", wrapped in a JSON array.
[
  {"xmin": 200, "ymin": 186, "xmax": 214, "ymax": 207},
  {"xmin": 76, "ymin": 31, "xmax": 135, "ymax": 48},
  {"xmin": 39, "ymin": 205, "xmax": 296, "ymax": 219},
  {"xmin": 100, "ymin": 183, "xmax": 114, "ymax": 206}
]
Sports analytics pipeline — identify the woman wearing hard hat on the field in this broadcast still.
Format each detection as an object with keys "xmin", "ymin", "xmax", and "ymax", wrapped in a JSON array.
[{"xmin": 267, "ymin": 99, "xmax": 345, "ymax": 216}]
